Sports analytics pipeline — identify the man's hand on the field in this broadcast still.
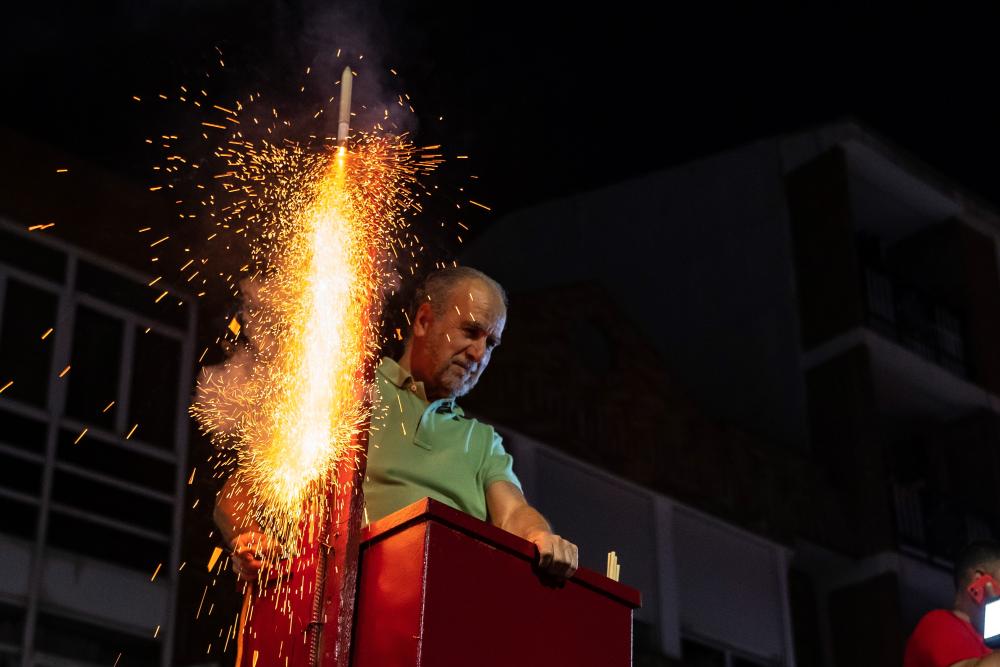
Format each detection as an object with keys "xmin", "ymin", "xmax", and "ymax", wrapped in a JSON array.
[
  {"xmin": 526, "ymin": 530, "xmax": 579, "ymax": 579},
  {"xmin": 229, "ymin": 530, "xmax": 280, "ymax": 581},
  {"xmin": 486, "ymin": 480, "xmax": 579, "ymax": 580}
]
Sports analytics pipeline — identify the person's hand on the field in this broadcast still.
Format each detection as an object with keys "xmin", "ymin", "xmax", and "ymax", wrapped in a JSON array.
[
  {"xmin": 229, "ymin": 530, "xmax": 280, "ymax": 581},
  {"xmin": 526, "ymin": 530, "xmax": 578, "ymax": 579}
]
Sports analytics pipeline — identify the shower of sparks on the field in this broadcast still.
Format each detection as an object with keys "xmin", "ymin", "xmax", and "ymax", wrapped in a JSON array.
[
  {"xmin": 108, "ymin": 54, "xmax": 490, "ymax": 654},
  {"xmin": 175, "ymin": 65, "xmax": 446, "ymax": 557}
]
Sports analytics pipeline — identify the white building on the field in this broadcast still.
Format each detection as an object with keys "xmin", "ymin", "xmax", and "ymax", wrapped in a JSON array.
[{"xmin": 0, "ymin": 219, "xmax": 195, "ymax": 666}]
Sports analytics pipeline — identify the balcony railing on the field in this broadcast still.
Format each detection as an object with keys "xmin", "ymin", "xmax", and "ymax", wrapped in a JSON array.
[
  {"xmin": 890, "ymin": 411, "xmax": 1000, "ymax": 559},
  {"xmin": 891, "ymin": 482, "xmax": 995, "ymax": 558},
  {"xmin": 863, "ymin": 267, "xmax": 969, "ymax": 378}
]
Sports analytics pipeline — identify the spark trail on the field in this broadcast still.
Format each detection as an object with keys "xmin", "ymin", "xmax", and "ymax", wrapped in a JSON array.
[{"xmin": 188, "ymin": 65, "xmax": 438, "ymax": 555}]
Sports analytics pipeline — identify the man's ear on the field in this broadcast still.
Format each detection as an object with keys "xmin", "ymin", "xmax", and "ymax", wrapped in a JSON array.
[{"xmin": 412, "ymin": 302, "xmax": 435, "ymax": 338}]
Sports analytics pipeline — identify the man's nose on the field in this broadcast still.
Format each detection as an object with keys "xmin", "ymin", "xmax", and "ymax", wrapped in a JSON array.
[{"xmin": 466, "ymin": 338, "xmax": 486, "ymax": 363}]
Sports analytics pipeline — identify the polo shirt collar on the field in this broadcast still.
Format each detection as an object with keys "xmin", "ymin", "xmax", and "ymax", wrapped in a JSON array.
[{"xmin": 377, "ymin": 357, "xmax": 463, "ymax": 416}]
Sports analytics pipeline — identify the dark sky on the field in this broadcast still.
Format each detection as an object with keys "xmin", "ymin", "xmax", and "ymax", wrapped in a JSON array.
[{"xmin": 4, "ymin": 2, "xmax": 1000, "ymax": 217}]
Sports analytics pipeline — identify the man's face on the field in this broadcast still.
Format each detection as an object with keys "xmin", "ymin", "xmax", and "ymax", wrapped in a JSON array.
[{"xmin": 410, "ymin": 279, "xmax": 506, "ymax": 400}]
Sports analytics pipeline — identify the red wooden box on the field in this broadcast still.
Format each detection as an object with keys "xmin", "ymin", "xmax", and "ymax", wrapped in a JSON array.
[{"xmin": 351, "ymin": 498, "xmax": 641, "ymax": 666}]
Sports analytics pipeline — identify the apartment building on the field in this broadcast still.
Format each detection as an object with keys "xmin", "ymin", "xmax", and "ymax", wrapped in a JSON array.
[{"xmin": 461, "ymin": 120, "xmax": 997, "ymax": 665}]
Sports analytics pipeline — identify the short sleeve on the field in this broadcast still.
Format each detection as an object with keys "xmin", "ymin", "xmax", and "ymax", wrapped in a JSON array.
[
  {"xmin": 904, "ymin": 610, "xmax": 990, "ymax": 667},
  {"xmin": 481, "ymin": 430, "xmax": 522, "ymax": 491}
]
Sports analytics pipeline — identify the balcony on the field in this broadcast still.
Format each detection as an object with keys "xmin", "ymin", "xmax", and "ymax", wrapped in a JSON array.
[
  {"xmin": 862, "ymin": 266, "xmax": 968, "ymax": 379},
  {"xmin": 803, "ymin": 267, "xmax": 996, "ymax": 424},
  {"xmin": 892, "ymin": 482, "xmax": 994, "ymax": 559},
  {"xmin": 889, "ymin": 412, "xmax": 1000, "ymax": 559}
]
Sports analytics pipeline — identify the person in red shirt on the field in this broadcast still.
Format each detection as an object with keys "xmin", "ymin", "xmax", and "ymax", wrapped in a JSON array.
[{"xmin": 905, "ymin": 541, "xmax": 1000, "ymax": 667}]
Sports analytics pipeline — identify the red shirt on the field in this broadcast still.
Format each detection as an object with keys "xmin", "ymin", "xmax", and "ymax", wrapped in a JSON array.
[{"xmin": 904, "ymin": 610, "xmax": 991, "ymax": 667}]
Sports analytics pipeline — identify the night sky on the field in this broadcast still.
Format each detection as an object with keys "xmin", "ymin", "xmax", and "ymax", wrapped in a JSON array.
[{"xmin": 6, "ymin": 3, "xmax": 1000, "ymax": 220}]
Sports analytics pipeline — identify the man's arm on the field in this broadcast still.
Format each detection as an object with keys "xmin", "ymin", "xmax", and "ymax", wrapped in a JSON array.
[
  {"xmin": 486, "ymin": 480, "xmax": 578, "ymax": 579},
  {"xmin": 215, "ymin": 474, "xmax": 277, "ymax": 581},
  {"xmin": 215, "ymin": 474, "xmax": 261, "ymax": 545}
]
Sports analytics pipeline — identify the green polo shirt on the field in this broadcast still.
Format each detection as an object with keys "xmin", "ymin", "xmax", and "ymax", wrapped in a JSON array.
[{"xmin": 362, "ymin": 357, "xmax": 521, "ymax": 523}]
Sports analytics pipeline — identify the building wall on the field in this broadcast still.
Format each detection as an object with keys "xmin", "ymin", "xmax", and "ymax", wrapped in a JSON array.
[
  {"xmin": 500, "ymin": 426, "xmax": 795, "ymax": 666},
  {"xmin": 785, "ymin": 147, "xmax": 865, "ymax": 348},
  {"xmin": 462, "ymin": 121, "xmax": 1000, "ymax": 665},
  {"xmin": 0, "ymin": 219, "xmax": 195, "ymax": 667},
  {"xmin": 462, "ymin": 139, "xmax": 809, "ymax": 450}
]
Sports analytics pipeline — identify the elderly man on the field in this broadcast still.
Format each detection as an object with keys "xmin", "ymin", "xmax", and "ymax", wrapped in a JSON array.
[
  {"xmin": 216, "ymin": 266, "xmax": 578, "ymax": 581},
  {"xmin": 905, "ymin": 540, "xmax": 1000, "ymax": 667}
]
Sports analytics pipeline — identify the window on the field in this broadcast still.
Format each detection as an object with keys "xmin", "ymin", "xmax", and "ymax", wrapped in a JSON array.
[
  {"xmin": 0, "ymin": 494, "xmax": 37, "ymax": 540},
  {"xmin": 0, "ymin": 451, "xmax": 42, "ymax": 497},
  {"xmin": 683, "ymin": 638, "xmax": 776, "ymax": 667},
  {"xmin": 64, "ymin": 305, "xmax": 123, "ymax": 429},
  {"xmin": 683, "ymin": 639, "xmax": 725, "ymax": 667},
  {"xmin": 128, "ymin": 329, "xmax": 181, "ymax": 450},
  {"xmin": 0, "ymin": 601, "xmax": 24, "ymax": 645},
  {"xmin": 0, "ymin": 407, "xmax": 47, "ymax": 455},
  {"xmin": 34, "ymin": 611, "xmax": 159, "ymax": 666},
  {"xmin": 56, "ymin": 429, "xmax": 174, "ymax": 493},
  {"xmin": 0, "ymin": 278, "xmax": 58, "ymax": 407},
  {"xmin": 0, "ymin": 229, "xmax": 65, "ymax": 283},
  {"xmin": 76, "ymin": 260, "xmax": 187, "ymax": 330},
  {"xmin": 732, "ymin": 658, "xmax": 770, "ymax": 667},
  {"xmin": 46, "ymin": 510, "xmax": 168, "ymax": 573},
  {"xmin": 51, "ymin": 469, "xmax": 172, "ymax": 535}
]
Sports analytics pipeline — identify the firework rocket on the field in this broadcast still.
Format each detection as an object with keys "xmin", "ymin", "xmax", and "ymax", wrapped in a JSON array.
[{"xmin": 337, "ymin": 66, "xmax": 352, "ymax": 147}]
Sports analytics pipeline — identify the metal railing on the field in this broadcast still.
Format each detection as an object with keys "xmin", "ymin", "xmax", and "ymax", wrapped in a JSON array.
[
  {"xmin": 891, "ymin": 481, "xmax": 996, "ymax": 558},
  {"xmin": 863, "ymin": 267, "xmax": 969, "ymax": 378}
]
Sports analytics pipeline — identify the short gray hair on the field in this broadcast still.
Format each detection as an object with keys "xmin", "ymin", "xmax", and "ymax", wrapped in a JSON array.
[{"xmin": 409, "ymin": 266, "xmax": 507, "ymax": 322}]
